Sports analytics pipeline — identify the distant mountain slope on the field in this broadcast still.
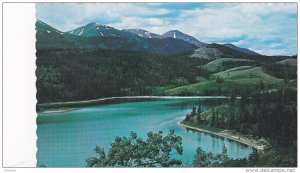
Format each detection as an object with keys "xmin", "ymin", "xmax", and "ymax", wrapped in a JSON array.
[
  {"xmin": 162, "ymin": 30, "xmax": 206, "ymax": 47},
  {"xmin": 277, "ymin": 59, "xmax": 297, "ymax": 66},
  {"xmin": 224, "ymin": 43, "xmax": 260, "ymax": 56},
  {"xmin": 123, "ymin": 29, "xmax": 161, "ymax": 38},
  {"xmin": 189, "ymin": 43, "xmax": 260, "ymax": 60},
  {"xmin": 190, "ymin": 45, "xmax": 223, "ymax": 59},
  {"xmin": 36, "ymin": 20, "xmax": 198, "ymax": 55},
  {"xmin": 36, "ymin": 20, "xmax": 80, "ymax": 48},
  {"xmin": 36, "ymin": 20, "xmax": 64, "ymax": 34},
  {"xmin": 191, "ymin": 46, "xmax": 223, "ymax": 59}
]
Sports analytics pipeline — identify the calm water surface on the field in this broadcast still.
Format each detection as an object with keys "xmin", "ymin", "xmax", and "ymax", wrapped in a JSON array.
[{"xmin": 37, "ymin": 98, "xmax": 253, "ymax": 167}]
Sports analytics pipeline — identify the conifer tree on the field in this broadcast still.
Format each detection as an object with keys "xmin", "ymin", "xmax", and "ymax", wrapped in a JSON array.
[
  {"xmin": 196, "ymin": 101, "xmax": 202, "ymax": 124},
  {"xmin": 211, "ymin": 109, "xmax": 216, "ymax": 127},
  {"xmin": 215, "ymin": 109, "xmax": 219, "ymax": 128},
  {"xmin": 191, "ymin": 105, "xmax": 197, "ymax": 117}
]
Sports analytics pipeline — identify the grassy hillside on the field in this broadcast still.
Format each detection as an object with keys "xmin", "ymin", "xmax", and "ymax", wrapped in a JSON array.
[
  {"xmin": 212, "ymin": 67, "xmax": 282, "ymax": 83},
  {"xmin": 201, "ymin": 58, "xmax": 251, "ymax": 72},
  {"xmin": 277, "ymin": 58, "xmax": 297, "ymax": 66},
  {"xmin": 196, "ymin": 76, "xmax": 208, "ymax": 82},
  {"xmin": 164, "ymin": 67, "xmax": 283, "ymax": 96},
  {"xmin": 190, "ymin": 46, "xmax": 224, "ymax": 59}
]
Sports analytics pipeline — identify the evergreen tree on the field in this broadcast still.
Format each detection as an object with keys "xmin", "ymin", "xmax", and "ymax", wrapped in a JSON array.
[
  {"xmin": 260, "ymin": 80, "xmax": 265, "ymax": 91},
  {"xmin": 227, "ymin": 112, "xmax": 235, "ymax": 130},
  {"xmin": 185, "ymin": 113, "xmax": 190, "ymax": 122},
  {"xmin": 230, "ymin": 92, "xmax": 236, "ymax": 106},
  {"xmin": 218, "ymin": 84, "xmax": 222, "ymax": 95},
  {"xmin": 197, "ymin": 101, "xmax": 202, "ymax": 115},
  {"xmin": 196, "ymin": 101, "xmax": 202, "ymax": 124},
  {"xmin": 215, "ymin": 109, "xmax": 219, "ymax": 128},
  {"xmin": 220, "ymin": 113, "xmax": 225, "ymax": 128},
  {"xmin": 211, "ymin": 109, "xmax": 216, "ymax": 127},
  {"xmin": 191, "ymin": 105, "xmax": 197, "ymax": 117}
]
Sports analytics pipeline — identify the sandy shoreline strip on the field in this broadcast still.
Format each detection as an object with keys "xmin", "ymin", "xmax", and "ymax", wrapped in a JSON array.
[
  {"xmin": 177, "ymin": 120, "xmax": 266, "ymax": 151},
  {"xmin": 40, "ymin": 108, "xmax": 78, "ymax": 114}
]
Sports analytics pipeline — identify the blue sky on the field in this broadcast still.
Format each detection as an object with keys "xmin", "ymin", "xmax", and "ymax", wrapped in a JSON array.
[{"xmin": 36, "ymin": 3, "xmax": 297, "ymax": 56}]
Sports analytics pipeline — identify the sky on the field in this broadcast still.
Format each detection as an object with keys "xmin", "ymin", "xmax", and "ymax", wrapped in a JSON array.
[{"xmin": 36, "ymin": 3, "xmax": 297, "ymax": 56}]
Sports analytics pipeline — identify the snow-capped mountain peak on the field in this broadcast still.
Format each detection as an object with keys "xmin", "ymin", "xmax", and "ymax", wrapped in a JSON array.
[
  {"xmin": 123, "ymin": 29, "xmax": 161, "ymax": 39},
  {"xmin": 67, "ymin": 22, "xmax": 121, "ymax": 37},
  {"xmin": 162, "ymin": 30, "xmax": 206, "ymax": 48}
]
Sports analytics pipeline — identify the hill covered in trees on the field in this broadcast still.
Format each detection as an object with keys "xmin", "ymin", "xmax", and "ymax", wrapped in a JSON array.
[
  {"xmin": 36, "ymin": 46, "xmax": 296, "ymax": 105},
  {"xmin": 182, "ymin": 88, "xmax": 297, "ymax": 167},
  {"xmin": 36, "ymin": 49, "xmax": 210, "ymax": 103}
]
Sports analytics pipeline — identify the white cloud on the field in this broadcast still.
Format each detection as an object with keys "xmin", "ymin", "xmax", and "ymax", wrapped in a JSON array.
[
  {"xmin": 160, "ymin": 3, "xmax": 297, "ymax": 55},
  {"xmin": 269, "ymin": 43, "xmax": 282, "ymax": 49},
  {"xmin": 176, "ymin": 3, "xmax": 296, "ymax": 39},
  {"xmin": 255, "ymin": 48, "xmax": 291, "ymax": 56},
  {"xmin": 36, "ymin": 3, "xmax": 172, "ymax": 31},
  {"xmin": 84, "ymin": 3, "xmax": 170, "ymax": 18}
]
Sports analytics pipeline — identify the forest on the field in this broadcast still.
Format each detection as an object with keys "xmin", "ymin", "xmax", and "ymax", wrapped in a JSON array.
[
  {"xmin": 36, "ymin": 49, "xmax": 210, "ymax": 103},
  {"xmin": 36, "ymin": 48, "xmax": 295, "ymax": 104},
  {"xmin": 182, "ymin": 88, "xmax": 297, "ymax": 167}
]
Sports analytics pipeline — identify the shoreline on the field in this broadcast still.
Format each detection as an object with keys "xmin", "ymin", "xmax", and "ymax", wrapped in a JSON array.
[
  {"xmin": 38, "ymin": 95, "xmax": 231, "ymax": 110},
  {"xmin": 40, "ymin": 95, "xmax": 231, "ymax": 105},
  {"xmin": 177, "ymin": 120, "xmax": 266, "ymax": 151},
  {"xmin": 40, "ymin": 108, "xmax": 79, "ymax": 114}
]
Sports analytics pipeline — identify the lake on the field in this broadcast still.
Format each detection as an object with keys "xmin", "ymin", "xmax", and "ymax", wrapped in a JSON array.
[{"xmin": 37, "ymin": 98, "xmax": 253, "ymax": 167}]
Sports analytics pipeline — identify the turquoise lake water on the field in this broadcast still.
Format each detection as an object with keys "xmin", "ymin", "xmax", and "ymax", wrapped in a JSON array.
[{"xmin": 37, "ymin": 98, "xmax": 253, "ymax": 167}]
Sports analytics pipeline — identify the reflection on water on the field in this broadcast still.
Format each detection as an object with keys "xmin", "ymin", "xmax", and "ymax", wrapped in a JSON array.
[{"xmin": 37, "ymin": 98, "xmax": 253, "ymax": 167}]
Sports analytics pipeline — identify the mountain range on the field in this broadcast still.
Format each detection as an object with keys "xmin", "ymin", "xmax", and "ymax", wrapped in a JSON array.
[{"xmin": 36, "ymin": 20, "xmax": 261, "ymax": 57}]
